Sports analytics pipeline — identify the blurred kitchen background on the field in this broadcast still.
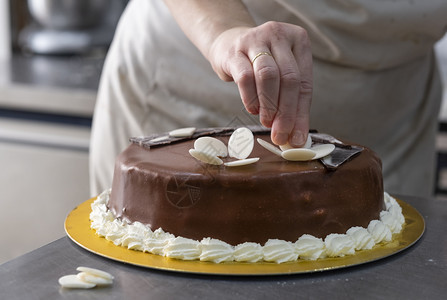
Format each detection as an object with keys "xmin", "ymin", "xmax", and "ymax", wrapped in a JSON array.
[
  {"xmin": 0, "ymin": 0, "xmax": 127, "ymax": 264},
  {"xmin": 0, "ymin": 0, "xmax": 446, "ymax": 265}
]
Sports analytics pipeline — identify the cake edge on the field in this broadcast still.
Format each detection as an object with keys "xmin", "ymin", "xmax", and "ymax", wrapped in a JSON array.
[{"xmin": 90, "ymin": 189, "xmax": 405, "ymax": 264}]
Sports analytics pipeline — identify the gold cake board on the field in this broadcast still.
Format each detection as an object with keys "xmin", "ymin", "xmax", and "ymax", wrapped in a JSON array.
[{"xmin": 65, "ymin": 198, "xmax": 424, "ymax": 276}]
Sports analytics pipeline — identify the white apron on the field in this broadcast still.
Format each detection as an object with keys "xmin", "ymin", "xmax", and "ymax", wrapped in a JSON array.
[{"xmin": 90, "ymin": 0, "xmax": 447, "ymax": 196}]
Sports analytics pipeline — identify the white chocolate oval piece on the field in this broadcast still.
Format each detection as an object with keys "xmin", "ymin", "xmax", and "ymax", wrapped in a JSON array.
[
  {"xmin": 228, "ymin": 127, "xmax": 254, "ymax": 159},
  {"xmin": 281, "ymin": 148, "xmax": 316, "ymax": 161},
  {"xmin": 279, "ymin": 135, "xmax": 312, "ymax": 151},
  {"xmin": 59, "ymin": 274, "xmax": 96, "ymax": 289},
  {"xmin": 304, "ymin": 134, "xmax": 312, "ymax": 148},
  {"xmin": 77, "ymin": 272, "xmax": 113, "ymax": 286},
  {"xmin": 256, "ymin": 138, "xmax": 282, "ymax": 157},
  {"xmin": 194, "ymin": 137, "xmax": 228, "ymax": 157},
  {"xmin": 224, "ymin": 157, "xmax": 259, "ymax": 167},
  {"xmin": 311, "ymin": 144, "xmax": 335, "ymax": 160},
  {"xmin": 150, "ymin": 135, "xmax": 169, "ymax": 143},
  {"xmin": 189, "ymin": 149, "xmax": 223, "ymax": 165},
  {"xmin": 169, "ymin": 127, "xmax": 196, "ymax": 138},
  {"xmin": 76, "ymin": 266, "xmax": 114, "ymax": 280}
]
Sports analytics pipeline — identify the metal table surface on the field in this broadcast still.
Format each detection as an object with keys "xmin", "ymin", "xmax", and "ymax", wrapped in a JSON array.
[{"xmin": 0, "ymin": 195, "xmax": 446, "ymax": 299}]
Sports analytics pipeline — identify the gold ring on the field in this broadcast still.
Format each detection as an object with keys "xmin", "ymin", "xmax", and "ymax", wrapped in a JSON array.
[{"xmin": 251, "ymin": 52, "xmax": 273, "ymax": 64}]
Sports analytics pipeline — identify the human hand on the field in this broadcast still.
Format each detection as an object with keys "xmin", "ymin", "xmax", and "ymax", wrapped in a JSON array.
[{"xmin": 208, "ymin": 21, "xmax": 313, "ymax": 147}]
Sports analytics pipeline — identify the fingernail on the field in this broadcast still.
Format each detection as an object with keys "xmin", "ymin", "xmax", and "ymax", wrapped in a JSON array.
[
  {"xmin": 274, "ymin": 132, "xmax": 288, "ymax": 145},
  {"xmin": 291, "ymin": 132, "xmax": 305, "ymax": 147}
]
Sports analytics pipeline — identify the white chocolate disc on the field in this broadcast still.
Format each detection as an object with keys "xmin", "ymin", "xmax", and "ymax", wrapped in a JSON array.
[
  {"xmin": 281, "ymin": 148, "xmax": 316, "ymax": 161},
  {"xmin": 76, "ymin": 267, "xmax": 114, "ymax": 280},
  {"xmin": 77, "ymin": 272, "xmax": 113, "ymax": 286},
  {"xmin": 169, "ymin": 127, "xmax": 196, "ymax": 138},
  {"xmin": 304, "ymin": 135, "xmax": 312, "ymax": 148},
  {"xmin": 228, "ymin": 127, "xmax": 254, "ymax": 159},
  {"xmin": 279, "ymin": 135, "xmax": 312, "ymax": 151},
  {"xmin": 150, "ymin": 135, "xmax": 169, "ymax": 143},
  {"xmin": 224, "ymin": 157, "xmax": 259, "ymax": 167},
  {"xmin": 310, "ymin": 144, "xmax": 335, "ymax": 160},
  {"xmin": 58, "ymin": 274, "xmax": 96, "ymax": 289},
  {"xmin": 189, "ymin": 149, "xmax": 223, "ymax": 165},
  {"xmin": 256, "ymin": 138, "xmax": 282, "ymax": 157},
  {"xmin": 194, "ymin": 137, "xmax": 228, "ymax": 157}
]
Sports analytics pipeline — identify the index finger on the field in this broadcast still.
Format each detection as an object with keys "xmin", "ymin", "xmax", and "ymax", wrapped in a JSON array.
[
  {"xmin": 271, "ymin": 28, "xmax": 313, "ymax": 147},
  {"xmin": 270, "ymin": 46, "xmax": 301, "ymax": 146},
  {"xmin": 290, "ymin": 29, "xmax": 313, "ymax": 147}
]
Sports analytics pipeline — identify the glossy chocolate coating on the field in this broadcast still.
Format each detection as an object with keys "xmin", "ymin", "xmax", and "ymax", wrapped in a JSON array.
[{"xmin": 109, "ymin": 132, "xmax": 384, "ymax": 245}]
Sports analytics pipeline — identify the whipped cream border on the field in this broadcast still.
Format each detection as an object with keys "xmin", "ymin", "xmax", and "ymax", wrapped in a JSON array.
[{"xmin": 90, "ymin": 190, "xmax": 405, "ymax": 264}]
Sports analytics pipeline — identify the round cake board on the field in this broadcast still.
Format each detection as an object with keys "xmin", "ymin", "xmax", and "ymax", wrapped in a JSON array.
[{"xmin": 65, "ymin": 198, "xmax": 424, "ymax": 276}]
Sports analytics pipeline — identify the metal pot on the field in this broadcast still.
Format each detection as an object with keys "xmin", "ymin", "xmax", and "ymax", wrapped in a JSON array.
[{"xmin": 27, "ymin": 0, "xmax": 109, "ymax": 30}]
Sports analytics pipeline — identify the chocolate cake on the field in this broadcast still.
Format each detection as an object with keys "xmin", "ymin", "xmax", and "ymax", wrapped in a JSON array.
[{"xmin": 107, "ymin": 128, "xmax": 384, "ymax": 246}]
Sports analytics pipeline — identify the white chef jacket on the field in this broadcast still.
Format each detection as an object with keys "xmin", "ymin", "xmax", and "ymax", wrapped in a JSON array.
[{"xmin": 89, "ymin": 0, "xmax": 447, "ymax": 197}]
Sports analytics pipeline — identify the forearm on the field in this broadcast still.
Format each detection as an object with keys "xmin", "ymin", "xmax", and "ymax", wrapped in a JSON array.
[{"xmin": 163, "ymin": 0, "xmax": 256, "ymax": 60}]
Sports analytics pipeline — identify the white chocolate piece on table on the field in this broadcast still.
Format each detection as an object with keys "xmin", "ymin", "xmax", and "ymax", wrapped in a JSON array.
[
  {"xmin": 76, "ymin": 266, "xmax": 114, "ymax": 281},
  {"xmin": 77, "ymin": 272, "xmax": 113, "ymax": 286},
  {"xmin": 58, "ymin": 274, "xmax": 96, "ymax": 289}
]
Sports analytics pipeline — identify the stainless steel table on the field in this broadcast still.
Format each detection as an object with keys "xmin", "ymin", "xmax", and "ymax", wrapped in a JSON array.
[{"xmin": 1, "ymin": 195, "xmax": 446, "ymax": 299}]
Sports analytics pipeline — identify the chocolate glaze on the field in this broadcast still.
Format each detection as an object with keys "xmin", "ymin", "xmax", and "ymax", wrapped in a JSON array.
[{"xmin": 109, "ymin": 131, "xmax": 384, "ymax": 246}]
